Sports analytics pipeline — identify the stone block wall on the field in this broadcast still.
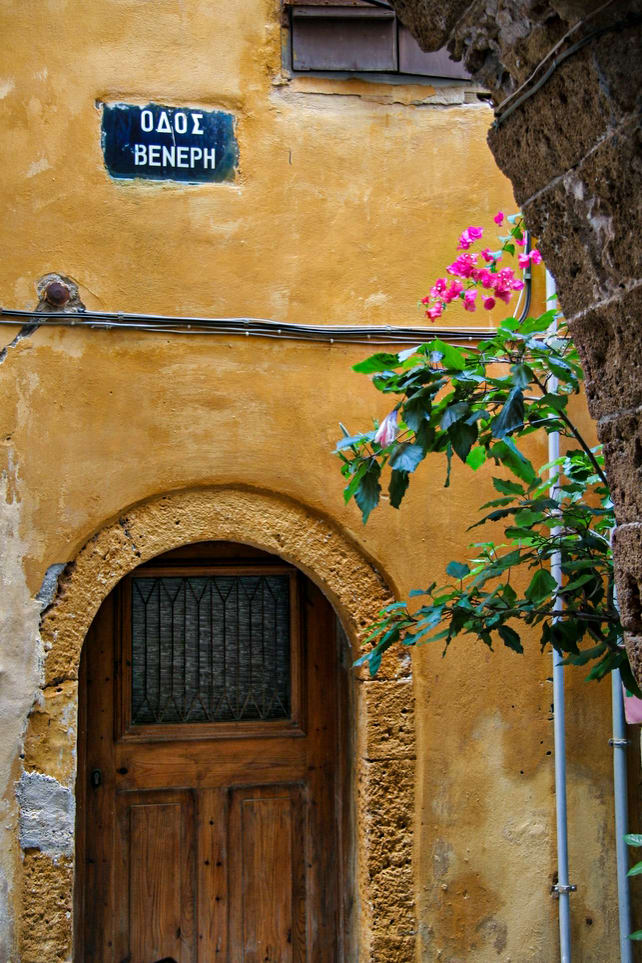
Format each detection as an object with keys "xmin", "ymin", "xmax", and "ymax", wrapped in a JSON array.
[{"xmin": 391, "ymin": 0, "xmax": 642, "ymax": 677}]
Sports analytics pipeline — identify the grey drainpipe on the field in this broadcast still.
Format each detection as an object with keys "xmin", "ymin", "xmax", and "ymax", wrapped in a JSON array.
[{"xmin": 547, "ymin": 269, "xmax": 573, "ymax": 961}]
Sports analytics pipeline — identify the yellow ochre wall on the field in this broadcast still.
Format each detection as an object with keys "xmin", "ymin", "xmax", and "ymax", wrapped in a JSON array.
[{"xmin": 0, "ymin": 0, "xmax": 624, "ymax": 959}]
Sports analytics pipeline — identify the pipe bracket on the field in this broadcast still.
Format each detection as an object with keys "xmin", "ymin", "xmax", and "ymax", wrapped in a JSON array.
[
  {"xmin": 552, "ymin": 883, "xmax": 577, "ymax": 898},
  {"xmin": 609, "ymin": 738, "xmax": 631, "ymax": 748}
]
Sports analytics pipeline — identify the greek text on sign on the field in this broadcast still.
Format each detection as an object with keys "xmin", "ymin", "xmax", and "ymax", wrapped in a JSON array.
[{"xmin": 101, "ymin": 103, "xmax": 238, "ymax": 183}]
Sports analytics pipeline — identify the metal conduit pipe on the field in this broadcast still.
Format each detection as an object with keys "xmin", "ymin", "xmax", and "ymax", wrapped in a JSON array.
[
  {"xmin": 547, "ymin": 269, "xmax": 573, "ymax": 962},
  {"xmin": 611, "ymin": 565, "xmax": 633, "ymax": 960}
]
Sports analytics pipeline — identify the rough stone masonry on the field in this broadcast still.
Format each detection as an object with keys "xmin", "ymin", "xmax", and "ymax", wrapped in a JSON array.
[{"xmin": 390, "ymin": 0, "xmax": 642, "ymax": 678}]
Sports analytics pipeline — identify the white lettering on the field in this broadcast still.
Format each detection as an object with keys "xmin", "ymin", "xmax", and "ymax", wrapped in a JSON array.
[
  {"xmin": 134, "ymin": 143, "xmax": 147, "ymax": 165},
  {"xmin": 162, "ymin": 145, "xmax": 176, "ymax": 166},
  {"xmin": 203, "ymin": 148, "xmax": 216, "ymax": 169},
  {"xmin": 148, "ymin": 144, "xmax": 161, "ymax": 167},
  {"xmin": 140, "ymin": 109, "xmax": 153, "ymax": 133},
  {"xmin": 176, "ymin": 146, "xmax": 189, "ymax": 168},
  {"xmin": 190, "ymin": 147, "xmax": 203, "ymax": 167},
  {"xmin": 157, "ymin": 110, "xmax": 172, "ymax": 134},
  {"xmin": 191, "ymin": 112, "xmax": 204, "ymax": 135},
  {"xmin": 174, "ymin": 111, "xmax": 187, "ymax": 134}
]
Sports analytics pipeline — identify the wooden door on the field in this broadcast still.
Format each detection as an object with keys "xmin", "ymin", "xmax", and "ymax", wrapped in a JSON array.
[{"xmin": 76, "ymin": 543, "xmax": 347, "ymax": 962}]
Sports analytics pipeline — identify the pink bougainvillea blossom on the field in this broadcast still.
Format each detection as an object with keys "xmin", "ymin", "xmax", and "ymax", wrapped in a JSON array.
[
  {"xmin": 444, "ymin": 280, "xmax": 463, "ymax": 303},
  {"xmin": 447, "ymin": 253, "xmax": 478, "ymax": 279},
  {"xmin": 481, "ymin": 247, "xmax": 495, "ymax": 263},
  {"xmin": 482, "ymin": 296, "xmax": 496, "ymax": 310},
  {"xmin": 530, "ymin": 248, "xmax": 543, "ymax": 264},
  {"xmin": 494, "ymin": 211, "xmax": 504, "ymax": 225},
  {"xmin": 518, "ymin": 253, "xmax": 531, "ymax": 269},
  {"xmin": 516, "ymin": 235, "xmax": 526, "ymax": 246},
  {"xmin": 458, "ymin": 226, "xmax": 484, "ymax": 250},
  {"xmin": 427, "ymin": 301, "xmax": 444, "ymax": 320},
  {"xmin": 374, "ymin": 410, "xmax": 398, "ymax": 447},
  {"xmin": 463, "ymin": 290, "xmax": 477, "ymax": 312},
  {"xmin": 430, "ymin": 277, "xmax": 447, "ymax": 298}
]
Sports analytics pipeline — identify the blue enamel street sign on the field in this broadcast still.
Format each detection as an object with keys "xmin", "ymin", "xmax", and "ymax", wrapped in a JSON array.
[{"xmin": 101, "ymin": 102, "xmax": 238, "ymax": 183}]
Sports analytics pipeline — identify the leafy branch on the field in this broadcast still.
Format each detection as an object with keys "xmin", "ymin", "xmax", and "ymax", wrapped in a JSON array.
[{"xmin": 336, "ymin": 216, "xmax": 638, "ymax": 695}]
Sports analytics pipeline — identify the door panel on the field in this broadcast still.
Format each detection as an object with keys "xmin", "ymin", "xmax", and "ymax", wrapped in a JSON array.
[
  {"xmin": 76, "ymin": 548, "xmax": 344, "ymax": 962},
  {"xmin": 228, "ymin": 785, "xmax": 305, "ymax": 963},
  {"xmin": 115, "ymin": 790, "xmax": 197, "ymax": 963}
]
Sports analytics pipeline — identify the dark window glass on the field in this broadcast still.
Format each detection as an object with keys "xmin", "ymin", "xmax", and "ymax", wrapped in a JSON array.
[{"xmin": 131, "ymin": 575, "xmax": 291, "ymax": 724}]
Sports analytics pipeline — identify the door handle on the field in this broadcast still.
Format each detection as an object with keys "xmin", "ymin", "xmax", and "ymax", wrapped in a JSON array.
[{"xmin": 90, "ymin": 768, "xmax": 102, "ymax": 789}]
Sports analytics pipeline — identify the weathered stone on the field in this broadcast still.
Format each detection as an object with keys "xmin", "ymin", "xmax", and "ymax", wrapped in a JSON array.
[
  {"xmin": 523, "ymin": 117, "xmax": 642, "ymax": 319},
  {"xmin": 18, "ymin": 852, "xmax": 72, "ymax": 963},
  {"xmin": 358, "ymin": 678, "xmax": 415, "ymax": 760},
  {"xmin": 599, "ymin": 410, "xmax": 642, "ymax": 525},
  {"xmin": 489, "ymin": 27, "xmax": 641, "ymax": 205},
  {"xmin": 613, "ymin": 524, "xmax": 642, "ymax": 633},
  {"xmin": 15, "ymin": 770, "xmax": 75, "ymax": 857},
  {"xmin": 572, "ymin": 285, "xmax": 642, "ymax": 420},
  {"xmin": 390, "ymin": 0, "xmax": 471, "ymax": 51}
]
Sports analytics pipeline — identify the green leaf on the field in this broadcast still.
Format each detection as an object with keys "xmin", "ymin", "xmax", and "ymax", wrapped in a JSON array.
[
  {"xmin": 492, "ymin": 387, "xmax": 524, "ymax": 439},
  {"xmin": 343, "ymin": 460, "xmax": 368, "ymax": 504},
  {"xmin": 499, "ymin": 624, "xmax": 524, "ymax": 653},
  {"xmin": 466, "ymin": 447, "xmax": 486, "ymax": 470},
  {"xmin": 449, "ymin": 421, "xmax": 478, "ymax": 463},
  {"xmin": 389, "ymin": 469, "xmax": 409, "ymax": 509},
  {"xmin": 403, "ymin": 392, "xmax": 431, "ymax": 431},
  {"xmin": 525, "ymin": 568, "xmax": 557, "ymax": 604},
  {"xmin": 493, "ymin": 477, "xmax": 524, "ymax": 496},
  {"xmin": 491, "ymin": 439, "xmax": 537, "ymax": 485},
  {"xmin": 440, "ymin": 402, "xmax": 470, "ymax": 430},
  {"xmin": 353, "ymin": 352, "xmax": 400, "ymax": 374},
  {"xmin": 426, "ymin": 339, "xmax": 466, "ymax": 371},
  {"xmin": 624, "ymin": 834, "xmax": 642, "ymax": 847},
  {"xmin": 629, "ymin": 930, "xmax": 642, "ymax": 940},
  {"xmin": 389, "ymin": 443, "xmax": 425, "ymax": 474},
  {"xmin": 627, "ymin": 862, "xmax": 642, "ymax": 878},
  {"xmin": 510, "ymin": 363, "xmax": 532, "ymax": 388},
  {"xmin": 335, "ymin": 431, "xmax": 374, "ymax": 451},
  {"xmin": 354, "ymin": 464, "xmax": 381, "ymax": 523},
  {"xmin": 446, "ymin": 561, "xmax": 470, "ymax": 579}
]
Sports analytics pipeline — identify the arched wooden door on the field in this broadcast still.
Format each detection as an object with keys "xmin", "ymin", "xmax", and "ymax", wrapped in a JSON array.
[{"xmin": 75, "ymin": 543, "xmax": 349, "ymax": 962}]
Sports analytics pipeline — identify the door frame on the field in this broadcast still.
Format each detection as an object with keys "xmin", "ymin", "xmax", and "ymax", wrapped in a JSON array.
[{"xmin": 20, "ymin": 487, "xmax": 416, "ymax": 961}]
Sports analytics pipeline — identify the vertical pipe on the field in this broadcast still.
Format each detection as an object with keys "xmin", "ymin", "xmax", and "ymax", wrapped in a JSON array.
[
  {"xmin": 547, "ymin": 269, "xmax": 573, "ymax": 962},
  {"xmin": 612, "ymin": 667, "xmax": 633, "ymax": 961}
]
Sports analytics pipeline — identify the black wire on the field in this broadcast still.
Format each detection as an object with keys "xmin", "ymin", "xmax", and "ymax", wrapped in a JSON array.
[{"xmin": 494, "ymin": 15, "xmax": 641, "ymax": 127}]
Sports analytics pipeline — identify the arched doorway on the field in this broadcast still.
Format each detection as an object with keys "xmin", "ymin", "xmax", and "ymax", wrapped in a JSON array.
[{"xmin": 75, "ymin": 541, "xmax": 351, "ymax": 961}]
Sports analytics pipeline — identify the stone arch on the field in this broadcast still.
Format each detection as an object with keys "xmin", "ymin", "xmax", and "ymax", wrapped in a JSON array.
[{"xmin": 20, "ymin": 487, "xmax": 416, "ymax": 961}]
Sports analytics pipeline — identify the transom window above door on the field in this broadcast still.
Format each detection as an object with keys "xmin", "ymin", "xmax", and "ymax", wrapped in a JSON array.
[{"xmin": 119, "ymin": 565, "xmax": 302, "ymax": 740}]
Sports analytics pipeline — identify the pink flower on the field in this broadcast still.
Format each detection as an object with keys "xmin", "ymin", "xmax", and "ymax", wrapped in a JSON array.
[
  {"xmin": 516, "ymin": 236, "xmax": 526, "ymax": 247},
  {"xmin": 444, "ymin": 280, "xmax": 463, "ymax": 302},
  {"xmin": 457, "ymin": 226, "xmax": 484, "ymax": 250},
  {"xmin": 477, "ymin": 269, "xmax": 494, "ymax": 289},
  {"xmin": 463, "ymin": 290, "xmax": 477, "ymax": 312},
  {"xmin": 430, "ymin": 277, "xmax": 447, "ymax": 298},
  {"xmin": 511, "ymin": 279, "xmax": 525, "ymax": 291},
  {"xmin": 447, "ymin": 254, "xmax": 478, "ymax": 279},
  {"xmin": 530, "ymin": 249, "xmax": 542, "ymax": 264},
  {"xmin": 482, "ymin": 296, "xmax": 496, "ymax": 310},
  {"xmin": 427, "ymin": 301, "xmax": 444, "ymax": 320},
  {"xmin": 494, "ymin": 284, "xmax": 512, "ymax": 304},
  {"xmin": 374, "ymin": 410, "xmax": 398, "ymax": 447},
  {"xmin": 420, "ymin": 296, "xmax": 430, "ymax": 305},
  {"xmin": 494, "ymin": 211, "xmax": 504, "ymax": 225},
  {"xmin": 481, "ymin": 247, "xmax": 495, "ymax": 262},
  {"xmin": 518, "ymin": 253, "xmax": 530, "ymax": 269}
]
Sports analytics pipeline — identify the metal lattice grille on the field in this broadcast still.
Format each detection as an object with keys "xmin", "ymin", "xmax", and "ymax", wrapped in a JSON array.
[{"xmin": 130, "ymin": 575, "xmax": 291, "ymax": 724}]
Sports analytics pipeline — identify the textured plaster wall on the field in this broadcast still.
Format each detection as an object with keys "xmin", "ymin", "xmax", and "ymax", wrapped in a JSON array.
[{"xmin": 0, "ymin": 0, "xmax": 624, "ymax": 959}]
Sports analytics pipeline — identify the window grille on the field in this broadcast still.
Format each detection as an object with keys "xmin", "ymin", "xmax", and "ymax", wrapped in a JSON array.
[{"xmin": 130, "ymin": 574, "xmax": 291, "ymax": 724}]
